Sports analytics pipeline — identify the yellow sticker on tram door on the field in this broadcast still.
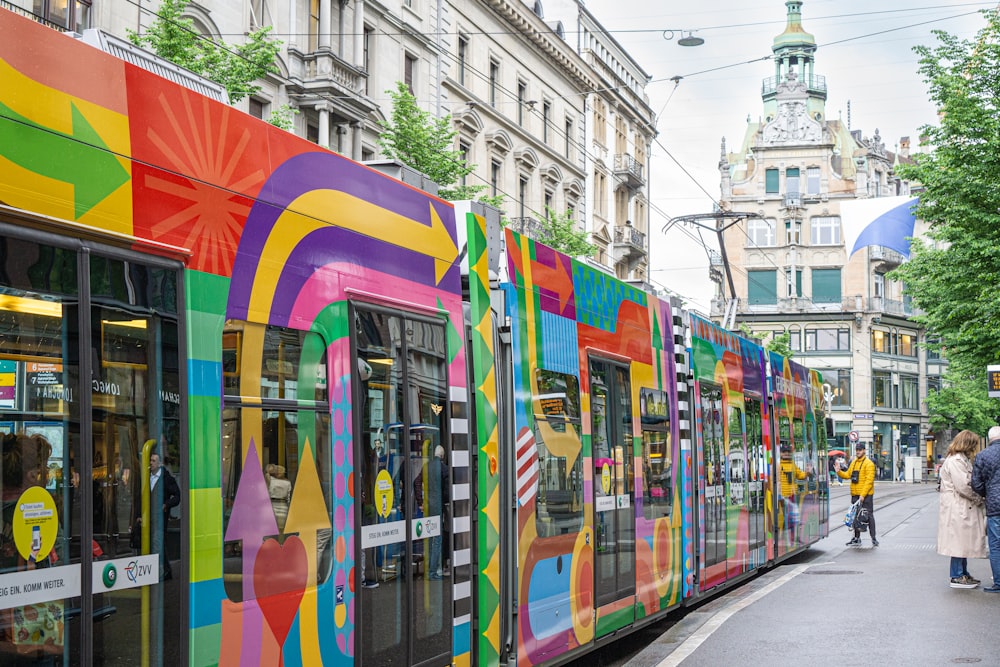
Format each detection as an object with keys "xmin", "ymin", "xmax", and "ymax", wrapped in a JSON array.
[
  {"xmin": 375, "ymin": 469, "xmax": 394, "ymax": 519},
  {"xmin": 601, "ymin": 463, "xmax": 612, "ymax": 495},
  {"xmin": 13, "ymin": 486, "xmax": 59, "ymax": 562}
]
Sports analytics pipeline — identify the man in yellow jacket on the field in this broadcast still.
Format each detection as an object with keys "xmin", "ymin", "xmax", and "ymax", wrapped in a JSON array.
[{"xmin": 837, "ymin": 442, "xmax": 879, "ymax": 546}]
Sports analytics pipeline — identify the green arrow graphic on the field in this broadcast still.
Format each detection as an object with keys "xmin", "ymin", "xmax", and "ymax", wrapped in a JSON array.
[{"xmin": 0, "ymin": 100, "xmax": 130, "ymax": 219}]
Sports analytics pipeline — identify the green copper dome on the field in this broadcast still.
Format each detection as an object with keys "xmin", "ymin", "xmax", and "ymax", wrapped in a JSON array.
[{"xmin": 773, "ymin": 0, "xmax": 815, "ymax": 51}]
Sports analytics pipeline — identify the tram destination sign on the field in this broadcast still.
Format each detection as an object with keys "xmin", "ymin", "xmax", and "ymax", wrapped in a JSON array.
[{"xmin": 988, "ymin": 365, "xmax": 1000, "ymax": 398}]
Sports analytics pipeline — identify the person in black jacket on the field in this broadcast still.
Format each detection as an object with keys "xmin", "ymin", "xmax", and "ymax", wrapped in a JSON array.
[
  {"xmin": 150, "ymin": 452, "xmax": 180, "ymax": 580},
  {"xmin": 972, "ymin": 426, "xmax": 1000, "ymax": 592}
]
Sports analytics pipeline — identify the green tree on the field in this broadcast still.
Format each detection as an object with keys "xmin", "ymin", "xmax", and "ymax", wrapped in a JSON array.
[
  {"xmin": 924, "ymin": 364, "xmax": 998, "ymax": 434},
  {"xmin": 128, "ymin": 0, "xmax": 281, "ymax": 103},
  {"xmin": 535, "ymin": 207, "xmax": 595, "ymax": 258},
  {"xmin": 377, "ymin": 82, "xmax": 482, "ymax": 201},
  {"xmin": 738, "ymin": 323, "xmax": 793, "ymax": 358},
  {"xmin": 891, "ymin": 10, "xmax": 1000, "ymax": 425}
]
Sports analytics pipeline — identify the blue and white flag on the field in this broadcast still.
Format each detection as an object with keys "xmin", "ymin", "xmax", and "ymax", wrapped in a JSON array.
[{"xmin": 840, "ymin": 196, "xmax": 919, "ymax": 258}]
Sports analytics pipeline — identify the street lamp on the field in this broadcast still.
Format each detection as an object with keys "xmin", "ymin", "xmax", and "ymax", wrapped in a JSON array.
[{"xmin": 663, "ymin": 30, "xmax": 705, "ymax": 47}]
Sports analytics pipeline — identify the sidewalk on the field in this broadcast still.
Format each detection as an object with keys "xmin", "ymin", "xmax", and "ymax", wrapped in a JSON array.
[{"xmin": 627, "ymin": 481, "xmax": 997, "ymax": 667}]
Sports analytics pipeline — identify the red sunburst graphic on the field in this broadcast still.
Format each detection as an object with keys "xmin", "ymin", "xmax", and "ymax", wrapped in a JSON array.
[{"xmin": 128, "ymin": 68, "xmax": 269, "ymax": 275}]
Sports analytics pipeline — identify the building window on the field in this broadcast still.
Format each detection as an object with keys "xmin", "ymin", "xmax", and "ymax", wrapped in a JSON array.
[
  {"xmin": 542, "ymin": 101, "xmax": 551, "ymax": 144},
  {"xmin": 457, "ymin": 34, "xmax": 468, "ymax": 86},
  {"xmin": 822, "ymin": 368, "xmax": 852, "ymax": 407},
  {"xmin": 788, "ymin": 328, "xmax": 801, "ymax": 351},
  {"xmin": 765, "ymin": 168, "xmax": 779, "ymax": 193},
  {"xmin": 491, "ymin": 159, "xmax": 501, "ymax": 196},
  {"xmin": 748, "ymin": 269, "xmax": 777, "ymax": 306},
  {"xmin": 785, "ymin": 268, "xmax": 802, "ymax": 297},
  {"xmin": 812, "ymin": 268, "xmax": 841, "ymax": 303},
  {"xmin": 595, "ymin": 171, "xmax": 607, "ymax": 217},
  {"xmin": 927, "ymin": 375, "xmax": 941, "ymax": 394},
  {"xmin": 308, "ymin": 0, "xmax": 320, "ymax": 51},
  {"xmin": 489, "ymin": 59, "xmax": 499, "ymax": 107},
  {"xmin": 459, "ymin": 141, "xmax": 471, "ymax": 187},
  {"xmin": 593, "ymin": 98, "xmax": 607, "ymax": 145},
  {"xmin": 872, "ymin": 329, "xmax": 887, "ymax": 354},
  {"xmin": 807, "ymin": 167, "xmax": 821, "ymax": 195},
  {"xmin": 615, "ymin": 188, "xmax": 627, "ymax": 224},
  {"xmin": 747, "ymin": 218, "xmax": 775, "ymax": 247},
  {"xmin": 517, "ymin": 80, "xmax": 527, "ymax": 126},
  {"xmin": 810, "ymin": 216, "xmax": 841, "ymax": 245},
  {"xmin": 404, "ymin": 53, "xmax": 417, "ymax": 94},
  {"xmin": 926, "ymin": 336, "xmax": 942, "ymax": 361},
  {"xmin": 565, "ymin": 118, "xmax": 573, "ymax": 159},
  {"xmin": 785, "ymin": 167, "xmax": 800, "ymax": 194},
  {"xmin": 544, "ymin": 190, "xmax": 553, "ymax": 214},
  {"xmin": 805, "ymin": 329, "xmax": 850, "ymax": 352},
  {"xmin": 364, "ymin": 26, "xmax": 374, "ymax": 93},
  {"xmin": 249, "ymin": 98, "xmax": 266, "ymax": 120},
  {"xmin": 785, "ymin": 219, "xmax": 800, "ymax": 245},
  {"xmin": 35, "ymin": 0, "xmax": 91, "ymax": 31},
  {"xmin": 901, "ymin": 374, "xmax": 919, "ymax": 410},
  {"xmin": 874, "ymin": 273, "xmax": 885, "ymax": 299},
  {"xmin": 615, "ymin": 117, "xmax": 627, "ymax": 154},
  {"xmin": 873, "ymin": 370, "xmax": 892, "ymax": 408},
  {"xmin": 518, "ymin": 175, "xmax": 529, "ymax": 219},
  {"xmin": 899, "ymin": 333, "xmax": 916, "ymax": 357}
]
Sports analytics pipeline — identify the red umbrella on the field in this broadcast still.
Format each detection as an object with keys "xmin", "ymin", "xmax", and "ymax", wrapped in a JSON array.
[{"xmin": 828, "ymin": 449, "xmax": 846, "ymax": 457}]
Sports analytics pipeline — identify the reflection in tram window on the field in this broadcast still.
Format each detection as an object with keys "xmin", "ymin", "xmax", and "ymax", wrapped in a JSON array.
[
  {"xmin": 221, "ymin": 322, "xmax": 332, "ymax": 603},
  {"xmin": 533, "ymin": 369, "xmax": 583, "ymax": 537},
  {"xmin": 641, "ymin": 388, "xmax": 671, "ymax": 520}
]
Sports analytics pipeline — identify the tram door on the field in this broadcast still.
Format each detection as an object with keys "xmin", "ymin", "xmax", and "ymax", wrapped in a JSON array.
[
  {"xmin": 590, "ymin": 358, "xmax": 635, "ymax": 614},
  {"xmin": 354, "ymin": 305, "xmax": 452, "ymax": 667}
]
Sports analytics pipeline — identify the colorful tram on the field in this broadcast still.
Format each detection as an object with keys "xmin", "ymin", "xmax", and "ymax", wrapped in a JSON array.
[{"xmin": 0, "ymin": 9, "xmax": 828, "ymax": 667}]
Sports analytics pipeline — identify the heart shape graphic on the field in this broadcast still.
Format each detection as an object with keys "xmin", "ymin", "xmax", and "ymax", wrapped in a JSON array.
[{"xmin": 253, "ymin": 535, "xmax": 309, "ymax": 649}]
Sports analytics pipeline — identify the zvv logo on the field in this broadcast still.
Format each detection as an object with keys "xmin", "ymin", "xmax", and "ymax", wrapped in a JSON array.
[{"xmin": 102, "ymin": 563, "xmax": 117, "ymax": 588}]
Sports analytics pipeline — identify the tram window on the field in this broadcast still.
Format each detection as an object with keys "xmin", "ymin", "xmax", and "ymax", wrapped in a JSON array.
[
  {"xmin": 221, "ymin": 321, "xmax": 332, "ymax": 603},
  {"xmin": 793, "ymin": 418, "xmax": 804, "ymax": 450},
  {"xmin": 640, "ymin": 388, "xmax": 671, "ymax": 520},
  {"xmin": 533, "ymin": 369, "xmax": 583, "ymax": 537}
]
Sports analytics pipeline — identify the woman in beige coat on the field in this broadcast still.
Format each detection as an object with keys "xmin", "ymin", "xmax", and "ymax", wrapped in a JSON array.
[{"xmin": 937, "ymin": 430, "xmax": 988, "ymax": 588}]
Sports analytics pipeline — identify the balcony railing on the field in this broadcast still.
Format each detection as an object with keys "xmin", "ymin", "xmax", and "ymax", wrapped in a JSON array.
[
  {"xmin": 506, "ymin": 217, "xmax": 547, "ymax": 240},
  {"xmin": 783, "ymin": 192, "xmax": 802, "ymax": 209},
  {"xmin": 869, "ymin": 245, "xmax": 906, "ymax": 266},
  {"xmin": 761, "ymin": 73, "xmax": 827, "ymax": 96},
  {"xmin": 613, "ymin": 153, "xmax": 645, "ymax": 189},
  {"xmin": 613, "ymin": 224, "xmax": 646, "ymax": 251},
  {"xmin": 710, "ymin": 294, "xmax": 921, "ymax": 319},
  {"xmin": 0, "ymin": 1, "xmax": 64, "ymax": 30}
]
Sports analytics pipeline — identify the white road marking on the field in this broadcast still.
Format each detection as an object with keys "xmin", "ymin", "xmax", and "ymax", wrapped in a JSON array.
[{"xmin": 655, "ymin": 564, "xmax": 811, "ymax": 667}]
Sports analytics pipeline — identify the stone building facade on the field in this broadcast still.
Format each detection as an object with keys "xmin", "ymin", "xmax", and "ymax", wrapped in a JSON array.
[{"xmin": 714, "ymin": 0, "xmax": 943, "ymax": 473}]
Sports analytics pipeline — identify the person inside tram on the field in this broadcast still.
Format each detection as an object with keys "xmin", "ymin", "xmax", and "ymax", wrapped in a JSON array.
[
  {"xmin": 265, "ymin": 464, "xmax": 291, "ymax": 533},
  {"xmin": 426, "ymin": 445, "xmax": 449, "ymax": 580}
]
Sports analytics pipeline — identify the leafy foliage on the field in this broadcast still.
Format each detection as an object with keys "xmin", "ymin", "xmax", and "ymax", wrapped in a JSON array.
[
  {"xmin": 128, "ymin": 0, "xmax": 281, "ymax": 102},
  {"xmin": 924, "ymin": 364, "xmax": 999, "ymax": 434},
  {"xmin": 377, "ymin": 82, "xmax": 482, "ymax": 201},
  {"xmin": 533, "ymin": 207, "xmax": 595, "ymax": 258},
  {"xmin": 890, "ymin": 10, "xmax": 1000, "ymax": 427},
  {"xmin": 269, "ymin": 104, "xmax": 299, "ymax": 131},
  {"xmin": 738, "ymin": 323, "xmax": 793, "ymax": 358}
]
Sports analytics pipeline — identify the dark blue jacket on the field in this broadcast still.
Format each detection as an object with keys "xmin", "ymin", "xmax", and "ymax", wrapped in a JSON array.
[{"xmin": 971, "ymin": 439, "xmax": 1000, "ymax": 517}]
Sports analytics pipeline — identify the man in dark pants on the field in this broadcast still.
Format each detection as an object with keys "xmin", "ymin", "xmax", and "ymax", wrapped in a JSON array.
[
  {"xmin": 972, "ymin": 425, "xmax": 1000, "ymax": 592},
  {"xmin": 837, "ymin": 442, "xmax": 879, "ymax": 546},
  {"xmin": 150, "ymin": 453, "xmax": 180, "ymax": 580}
]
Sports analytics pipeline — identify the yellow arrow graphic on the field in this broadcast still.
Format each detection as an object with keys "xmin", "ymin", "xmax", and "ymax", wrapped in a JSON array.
[{"xmin": 249, "ymin": 190, "xmax": 458, "ymax": 318}]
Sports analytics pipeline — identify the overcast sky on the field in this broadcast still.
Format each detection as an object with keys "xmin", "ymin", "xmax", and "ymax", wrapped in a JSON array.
[{"xmin": 546, "ymin": 0, "xmax": 990, "ymax": 314}]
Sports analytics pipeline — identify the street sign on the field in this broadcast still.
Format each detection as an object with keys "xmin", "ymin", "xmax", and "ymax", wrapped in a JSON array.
[
  {"xmin": 848, "ymin": 431, "xmax": 859, "ymax": 443},
  {"xmin": 988, "ymin": 365, "xmax": 1000, "ymax": 398}
]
